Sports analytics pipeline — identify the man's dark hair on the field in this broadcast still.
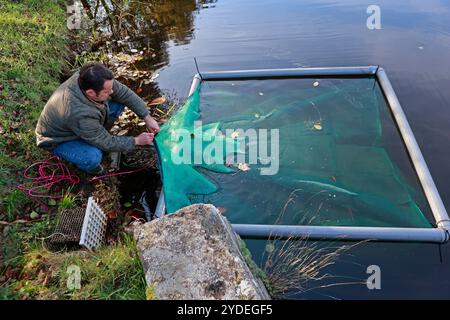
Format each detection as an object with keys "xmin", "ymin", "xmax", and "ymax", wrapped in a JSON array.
[{"xmin": 78, "ymin": 62, "xmax": 114, "ymax": 94}]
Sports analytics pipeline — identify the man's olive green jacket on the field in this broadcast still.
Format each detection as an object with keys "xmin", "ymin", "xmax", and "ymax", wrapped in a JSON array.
[{"xmin": 35, "ymin": 72, "xmax": 149, "ymax": 152}]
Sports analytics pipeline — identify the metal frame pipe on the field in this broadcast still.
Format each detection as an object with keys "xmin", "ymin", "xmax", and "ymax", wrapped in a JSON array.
[
  {"xmin": 201, "ymin": 66, "xmax": 378, "ymax": 80},
  {"xmin": 231, "ymin": 224, "xmax": 448, "ymax": 243},
  {"xmin": 188, "ymin": 73, "xmax": 202, "ymax": 95},
  {"xmin": 153, "ymin": 67, "xmax": 449, "ymax": 243},
  {"xmin": 376, "ymin": 68, "xmax": 450, "ymax": 232}
]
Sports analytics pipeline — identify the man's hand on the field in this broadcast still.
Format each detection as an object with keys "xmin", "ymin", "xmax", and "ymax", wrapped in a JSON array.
[
  {"xmin": 144, "ymin": 115, "xmax": 160, "ymax": 134},
  {"xmin": 134, "ymin": 132, "xmax": 154, "ymax": 145}
]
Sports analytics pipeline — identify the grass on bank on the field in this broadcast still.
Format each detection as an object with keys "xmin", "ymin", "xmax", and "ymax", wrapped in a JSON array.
[
  {"xmin": 1, "ymin": 234, "xmax": 146, "ymax": 300},
  {"xmin": 0, "ymin": 0, "xmax": 146, "ymax": 300},
  {"xmin": 0, "ymin": 0, "xmax": 70, "ymax": 289},
  {"xmin": 0, "ymin": 0, "xmax": 68, "ymax": 220}
]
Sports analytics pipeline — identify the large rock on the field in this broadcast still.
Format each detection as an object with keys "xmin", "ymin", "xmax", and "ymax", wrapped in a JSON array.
[{"xmin": 134, "ymin": 204, "xmax": 270, "ymax": 300}]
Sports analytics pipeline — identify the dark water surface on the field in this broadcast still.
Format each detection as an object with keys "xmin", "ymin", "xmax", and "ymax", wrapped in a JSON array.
[{"xmin": 107, "ymin": 0, "xmax": 450, "ymax": 298}]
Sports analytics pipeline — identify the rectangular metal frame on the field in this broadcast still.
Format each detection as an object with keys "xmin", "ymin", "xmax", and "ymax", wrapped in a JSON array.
[{"xmin": 155, "ymin": 66, "xmax": 449, "ymax": 243}]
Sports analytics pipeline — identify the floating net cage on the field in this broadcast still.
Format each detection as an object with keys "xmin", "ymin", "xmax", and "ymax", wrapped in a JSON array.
[{"xmin": 154, "ymin": 66, "xmax": 450, "ymax": 243}]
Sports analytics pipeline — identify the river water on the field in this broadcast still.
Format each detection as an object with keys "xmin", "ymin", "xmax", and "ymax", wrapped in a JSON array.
[{"xmin": 95, "ymin": 0, "xmax": 450, "ymax": 299}]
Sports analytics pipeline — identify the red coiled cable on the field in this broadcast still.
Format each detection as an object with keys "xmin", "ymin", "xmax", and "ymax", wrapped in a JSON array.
[
  {"xmin": 17, "ymin": 156, "xmax": 80, "ymax": 211},
  {"xmin": 17, "ymin": 156, "xmax": 155, "ymax": 211}
]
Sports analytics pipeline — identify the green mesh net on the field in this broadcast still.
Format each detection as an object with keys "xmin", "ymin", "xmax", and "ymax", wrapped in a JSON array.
[
  {"xmin": 155, "ymin": 77, "xmax": 432, "ymax": 228},
  {"xmin": 155, "ymin": 87, "xmax": 240, "ymax": 213}
]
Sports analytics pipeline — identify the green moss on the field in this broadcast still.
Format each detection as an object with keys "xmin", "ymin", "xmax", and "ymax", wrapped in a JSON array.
[
  {"xmin": 237, "ymin": 237, "xmax": 274, "ymax": 297},
  {"xmin": 146, "ymin": 284, "xmax": 157, "ymax": 300}
]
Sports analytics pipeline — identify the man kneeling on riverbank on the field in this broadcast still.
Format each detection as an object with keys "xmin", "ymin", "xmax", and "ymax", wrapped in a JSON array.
[{"xmin": 35, "ymin": 62, "xmax": 159, "ymax": 174}]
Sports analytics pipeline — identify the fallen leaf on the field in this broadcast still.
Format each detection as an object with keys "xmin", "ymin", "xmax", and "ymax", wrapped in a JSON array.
[
  {"xmin": 37, "ymin": 271, "xmax": 46, "ymax": 284},
  {"xmin": 150, "ymin": 73, "xmax": 159, "ymax": 81},
  {"xmin": 30, "ymin": 211, "xmax": 39, "ymax": 219},
  {"xmin": 5, "ymin": 267, "xmax": 20, "ymax": 280},
  {"xmin": 313, "ymin": 123, "xmax": 322, "ymax": 130},
  {"xmin": 42, "ymin": 274, "xmax": 50, "ymax": 287},
  {"xmin": 125, "ymin": 208, "xmax": 144, "ymax": 220},
  {"xmin": 123, "ymin": 202, "xmax": 132, "ymax": 208},
  {"xmin": 107, "ymin": 210, "xmax": 118, "ymax": 219},
  {"xmin": 237, "ymin": 163, "xmax": 250, "ymax": 172},
  {"xmin": 149, "ymin": 96, "xmax": 166, "ymax": 106},
  {"xmin": 265, "ymin": 243, "xmax": 275, "ymax": 253},
  {"xmin": 230, "ymin": 131, "xmax": 240, "ymax": 139}
]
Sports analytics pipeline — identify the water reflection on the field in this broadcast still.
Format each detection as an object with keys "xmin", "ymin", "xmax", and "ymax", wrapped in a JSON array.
[
  {"xmin": 87, "ymin": 0, "xmax": 217, "ymax": 45},
  {"xmin": 92, "ymin": 0, "xmax": 197, "ymax": 43},
  {"xmin": 80, "ymin": 0, "xmax": 217, "ymax": 106}
]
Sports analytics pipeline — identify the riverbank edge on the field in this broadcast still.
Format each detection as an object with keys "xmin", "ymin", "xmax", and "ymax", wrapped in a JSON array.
[{"xmin": 0, "ymin": 0, "xmax": 147, "ymax": 300}]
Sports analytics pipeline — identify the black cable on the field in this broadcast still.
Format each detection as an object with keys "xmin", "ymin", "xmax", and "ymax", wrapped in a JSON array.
[
  {"xmin": 375, "ymin": 65, "xmax": 380, "ymax": 74},
  {"xmin": 194, "ymin": 57, "xmax": 203, "ymax": 80},
  {"xmin": 372, "ymin": 65, "xmax": 380, "ymax": 90}
]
